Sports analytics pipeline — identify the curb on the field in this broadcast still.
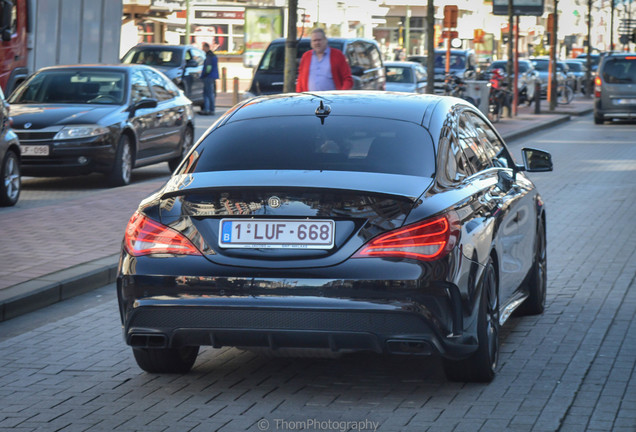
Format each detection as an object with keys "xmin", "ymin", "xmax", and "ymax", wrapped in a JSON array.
[
  {"xmin": 501, "ymin": 114, "xmax": 572, "ymax": 143},
  {"xmin": 0, "ymin": 254, "xmax": 119, "ymax": 322}
]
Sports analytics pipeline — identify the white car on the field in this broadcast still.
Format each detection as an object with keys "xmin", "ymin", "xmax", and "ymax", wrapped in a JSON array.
[{"xmin": 384, "ymin": 61, "xmax": 427, "ymax": 93}]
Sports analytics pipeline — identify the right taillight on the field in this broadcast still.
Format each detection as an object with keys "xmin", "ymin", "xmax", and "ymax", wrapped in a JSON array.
[
  {"xmin": 124, "ymin": 211, "xmax": 201, "ymax": 257},
  {"xmin": 594, "ymin": 76, "xmax": 602, "ymax": 98},
  {"xmin": 353, "ymin": 212, "xmax": 460, "ymax": 261}
]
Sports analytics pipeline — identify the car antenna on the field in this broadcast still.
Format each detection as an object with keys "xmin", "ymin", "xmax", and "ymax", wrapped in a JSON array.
[{"xmin": 315, "ymin": 100, "xmax": 331, "ymax": 125}]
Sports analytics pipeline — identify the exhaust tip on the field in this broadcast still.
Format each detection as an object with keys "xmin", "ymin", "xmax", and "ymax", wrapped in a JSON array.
[
  {"xmin": 129, "ymin": 333, "xmax": 168, "ymax": 348},
  {"xmin": 386, "ymin": 339, "xmax": 433, "ymax": 355}
]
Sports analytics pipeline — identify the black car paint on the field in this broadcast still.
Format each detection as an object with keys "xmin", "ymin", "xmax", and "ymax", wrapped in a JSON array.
[
  {"xmin": 117, "ymin": 92, "xmax": 549, "ymax": 376},
  {"xmin": 8, "ymin": 65, "xmax": 194, "ymax": 180}
]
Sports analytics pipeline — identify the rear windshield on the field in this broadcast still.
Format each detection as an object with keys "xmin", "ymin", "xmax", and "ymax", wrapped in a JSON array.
[
  {"xmin": 258, "ymin": 41, "xmax": 345, "ymax": 73},
  {"xmin": 602, "ymin": 58, "xmax": 636, "ymax": 83},
  {"xmin": 122, "ymin": 48, "xmax": 183, "ymax": 67},
  {"xmin": 386, "ymin": 66, "xmax": 413, "ymax": 83},
  {"xmin": 531, "ymin": 60, "xmax": 549, "ymax": 71},
  {"xmin": 188, "ymin": 116, "xmax": 435, "ymax": 177},
  {"xmin": 566, "ymin": 62, "xmax": 584, "ymax": 72},
  {"xmin": 434, "ymin": 53, "xmax": 466, "ymax": 70}
]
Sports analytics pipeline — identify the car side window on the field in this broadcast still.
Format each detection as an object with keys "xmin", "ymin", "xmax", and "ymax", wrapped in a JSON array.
[
  {"xmin": 437, "ymin": 114, "xmax": 471, "ymax": 184},
  {"xmin": 144, "ymin": 69, "xmax": 177, "ymax": 102},
  {"xmin": 347, "ymin": 41, "xmax": 371, "ymax": 70},
  {"xmin": 190, "ymin": 48, "xmax": 205, "ymax": 66},
  {"xmin": 466, "ymin": 112, "xmax": 511, "ymax": 169},
  {"xmin": 130, "ymin": 70, "xmax": 152, "ymax": 104},
  {"xmin": 458, "ymin": 112, "xmax": 490, "ymax": 172},
  {"xmin": 367, "ymin": 43, "xmax": 383, "ymax": 69}
]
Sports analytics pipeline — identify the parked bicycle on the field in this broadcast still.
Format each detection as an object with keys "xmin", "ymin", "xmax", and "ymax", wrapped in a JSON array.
[
  {"xmin": 487, "ymin": 68, "xmax": 511, "ymax": 123},
  {"xmin": 556, "ymin": 81, "xmax": 574, "ymax": 105}
]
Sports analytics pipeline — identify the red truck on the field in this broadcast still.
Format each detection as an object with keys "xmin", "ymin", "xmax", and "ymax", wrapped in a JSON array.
[{"xmin": 0, "ymin": 0, "xmax": 122, "ymax": 95}]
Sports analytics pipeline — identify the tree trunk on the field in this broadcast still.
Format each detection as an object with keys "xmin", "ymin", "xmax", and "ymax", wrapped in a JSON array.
[{"xmin": 284, "ymin": 0, "xmax": 298, "ymax": 93}]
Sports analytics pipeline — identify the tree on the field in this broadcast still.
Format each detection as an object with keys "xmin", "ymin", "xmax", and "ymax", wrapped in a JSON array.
[{"xmin": 283, "ymin": 0, "xmax": 298, "ymax": 93}]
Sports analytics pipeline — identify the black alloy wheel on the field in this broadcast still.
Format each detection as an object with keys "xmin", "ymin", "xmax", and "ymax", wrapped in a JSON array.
[
  {"xmin": 169, "ymin": 127, "xmax": 194, "ymax": 172},
  {"xmin": 0, "ymin": 150, "xmax": 20, "ymax": 206},
  {"xmin": 444, "ymin": 258, "xmax": 500, "ymax": 383},
  {"xmin": 107, "ymin": 134, "xmax": 133, "ymax": 187},
  {"xmin": 132, "ymin": 346, "xmax": 200, "ymax": 374},
  {"xmin": 518, "ymin": 218, "xmax": 547, "ymax": 315}
]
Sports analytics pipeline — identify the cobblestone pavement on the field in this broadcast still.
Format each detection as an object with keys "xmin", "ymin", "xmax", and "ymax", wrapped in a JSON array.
[{"xmin": 1, "ymin": 113, "xmax": 634, "ymax": 431}]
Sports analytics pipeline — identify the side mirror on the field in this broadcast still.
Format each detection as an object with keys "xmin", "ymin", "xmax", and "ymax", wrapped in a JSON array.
[
  {"xmin": 185, "ymin": 59, "xmax": 198, "ymax": 68},
  {"xmin": 521, "ymin": 148, "xmax": 553, "ymax": 172},
  {"xmin": 129, "ymin": 98, "xmax": 158, "ymax": 114},
  {"xmin": 350, "ymin": 65, "xmax": 364, "ymax": 77}
]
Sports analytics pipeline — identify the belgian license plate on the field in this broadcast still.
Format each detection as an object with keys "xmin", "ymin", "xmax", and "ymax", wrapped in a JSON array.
[
  {"xmin": 21, "ymin": 145, "xmax": 50, "ymax": 156},
  {"xmin": 219, "ymin": 219, "xmax": 335, "ymax": 249},
  {"xmin": 616, "ymin": 98, "xmax": 636, "ymax": 105}
]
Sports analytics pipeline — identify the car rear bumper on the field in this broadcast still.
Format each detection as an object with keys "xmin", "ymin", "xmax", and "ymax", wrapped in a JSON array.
[
  {"xmin": 121, "ymin": 295, "xmax": 476, "ymax": 359},
  {"xmin": 594, "ymin": 99, "xmax": 636, "ymax": 119},
  {"xmin": 117, "ymin": 254, "xmax": 480, "ymax": 360}
]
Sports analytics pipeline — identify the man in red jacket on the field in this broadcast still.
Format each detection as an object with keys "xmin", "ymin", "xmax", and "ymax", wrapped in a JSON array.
[{"xmin": 296, "ymin": 28, "xmax": 353, "ymax": 92}]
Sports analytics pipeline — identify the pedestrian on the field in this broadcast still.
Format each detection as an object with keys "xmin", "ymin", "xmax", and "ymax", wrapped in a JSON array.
[
  {"xmin": 296, "ymin": 28, "xmax": 353, "ymax": 93},
  {"xmin": 200, "ymin": 41, "xmax": 219, "ymax": 115}
]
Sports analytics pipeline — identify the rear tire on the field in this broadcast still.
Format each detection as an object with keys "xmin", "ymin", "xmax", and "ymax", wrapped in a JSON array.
[
  {"xmin": 107, "ymin": 134, "xmax": 133, "ymax": 187},
  {"xmin": 132, "ymin": 346, "xmax": 199, "ymax": 373},
  {"xmin": 0, "ymin": 149, "xmax": 20, "ymax": 206},
  {"xmin": 517, "ymin": 218, "xmax": 547, "ymax": 315},
  {"xmin": 443, "ymin": 259, "xmax": 499, "ymax": 382},
  {"xmin": 594, "ymin": 113, "xmax": 604, "ymax": 125}
]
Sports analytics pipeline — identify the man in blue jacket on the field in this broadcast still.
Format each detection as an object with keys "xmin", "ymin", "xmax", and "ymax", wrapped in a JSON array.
[{"xmin": 200, "ymin": 42, "xmax": 219, "ymax": 115}]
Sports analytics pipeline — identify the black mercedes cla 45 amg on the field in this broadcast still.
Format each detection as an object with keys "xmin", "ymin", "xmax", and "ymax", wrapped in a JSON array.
[{"xmin": 117, "ymin": 91, "xmax": 553, "ymax": 382}]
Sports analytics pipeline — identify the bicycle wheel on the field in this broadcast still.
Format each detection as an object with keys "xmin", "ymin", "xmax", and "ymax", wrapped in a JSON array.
[{"xmin": 557, "ymin": 85, "xmax": 574, "ymax": 105}]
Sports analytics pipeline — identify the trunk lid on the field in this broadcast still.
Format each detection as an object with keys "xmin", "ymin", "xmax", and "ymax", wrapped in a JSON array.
[{"xmin": 158, "ymin": 170, "xmax": 433, "ymax": 268}]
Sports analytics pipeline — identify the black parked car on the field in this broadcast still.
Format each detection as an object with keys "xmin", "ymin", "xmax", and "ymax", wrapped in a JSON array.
[
  {"xmin": 244, "ymin": 37, "xmax": 385, "ymax": 98},
  {"xmin": 118, "ymin": 92, "xmax": 552, "ymax": 382},
  {"xmin": 8, "ymin": 64, "xmax": 195, "ymax": 186},
  {"xmin": 122, "ymin": 43, "xmax": 206, "ymax": 106},
  {"xmin": 0, "ymin": 86, "xmax": 20, "ymax": 206}
]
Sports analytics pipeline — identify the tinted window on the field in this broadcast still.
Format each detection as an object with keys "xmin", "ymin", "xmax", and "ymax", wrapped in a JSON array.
[
  {"xmin": 466, "ymin": 112, "xmax": 510, "ymax": 168},
  {"xmin": 130, "ymin": 70, "xmax": 152, "ymax": 103},
  {"xmin": 458, "ymin": 113, "xmax": 490, "ymax": 172},
  {"xmin": 347, "ymin": 41, "xmax": 372, "ymax": 69},
  {"xmin": 386, "ymin": 66, "xmax": 413, "ymax": 83},
  {"xmin": 437, "ymin": 115, "xmax": 470, "ymax": 184},
  {"xmin": 144, "ymin": 69, "xmax": 178, "ymax": 101},
  {"xmin": 123, "ymin": 48, "xmax": 182, "ymax": 67},
  {"xmin": 566, "ymin": 62, "xmax": 584, "ymax": 72},
  {"xmin": 435, "ymin": 53, "xmax": 466, "ymax": 70},
  {"xmin": 9, "ymin": 69, "xmax": 126, "ymax": 105},
  {"xmin": 366, "ymin": 43, "xmax": 383, "ymax": 69},
  {"xmin": 531, "ymin": 60, "xmax": 549, "ymax": 72},
  {"xmin": 188, "ymin": 48, "xmax": 205, "ymax": 66},
  {"xmin": 189, "ymin": 117, "xmax": 435, "ymax": 177},
  {"xmin": 602, "ymin": 58, "xmax": 636, "ymax": 83}
]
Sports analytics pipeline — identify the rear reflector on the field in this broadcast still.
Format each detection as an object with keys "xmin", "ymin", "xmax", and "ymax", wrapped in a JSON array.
[
  {"xmin": 124, "ymin": 211, "xmax": 201, "ymax": 257},
  {"xmin": 353, "ymin": 213, "xmax": 460, "ymax": 261}
]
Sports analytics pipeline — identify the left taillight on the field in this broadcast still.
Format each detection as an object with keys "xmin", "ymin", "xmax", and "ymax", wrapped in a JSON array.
[
  {"xmin": 594, "ymin": 76, "xmax": 602, "ymax": 98},
  {"xmin": 124, "ymin": 211, "xmax": 202, "ymax": 257},
  {"xmin": 353, "ymin": 213, "xmax": 460, "ymax": 261}
]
